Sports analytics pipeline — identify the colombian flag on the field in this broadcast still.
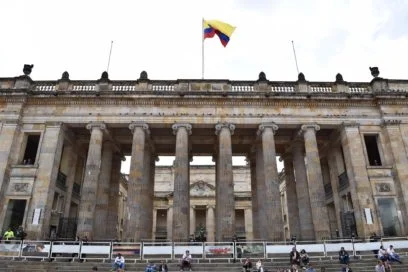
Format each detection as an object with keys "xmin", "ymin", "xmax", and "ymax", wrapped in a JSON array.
[{"xmin": 203, "ymin": 20, "xmax": 236, "ymax": 47}]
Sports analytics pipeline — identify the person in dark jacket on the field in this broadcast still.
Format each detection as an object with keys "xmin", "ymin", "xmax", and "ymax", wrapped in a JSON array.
[
  {"xmin": 157, "ymin": 260, "xmax": 168, "ymax": 272},
  {"xmin": 242, "ymin": 258, "xmax": 252, "ymax": 272},
  {"xmin": 289, "ymin": 247, "xmax": 300, "ymax": 266}
]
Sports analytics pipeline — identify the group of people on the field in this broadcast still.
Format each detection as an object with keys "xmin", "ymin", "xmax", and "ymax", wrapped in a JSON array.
[
  {"xmin": 143, "ymin": 250, "xmax": 192, "ymax": 272},
  {"xmin": 242, "ymin": 258, "xmax": 265, "ymax": 272},
  {"xmin": 377, "ymin": 245, "xmax": 402, "ymax": 264}
]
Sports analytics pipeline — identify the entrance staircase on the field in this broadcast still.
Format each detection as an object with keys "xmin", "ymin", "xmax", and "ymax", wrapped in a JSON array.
[{"xmin": 0, "ymin": 257, "xmax": 406, "ymax": 272}]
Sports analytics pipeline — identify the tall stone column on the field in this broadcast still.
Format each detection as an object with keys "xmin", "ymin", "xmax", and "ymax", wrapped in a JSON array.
[
  {"xmin": 384, "ymin": 121, "xmax": 408, "ymax": 234},
  {"xmin": 152, "ymin": 209, "xmax": 157, "ymax": 239},
  {"xmin": 257, "ymin": 123, "xmax": 284, "ymax": 240},
  {"xmin": 94, "ymin": 141, "xmax": 113, "ymax": 240},
  {"xmin": 215, "ymin": 123, "xmax": 235, "ymax": 241},
  {"xmin": 292, "ymin": 139, "xmax": 315, "ymax": 240},
  {"xmin": 301, "ymin": 124, "xmax": 330, "ymax": 239},
  {"xmin": 77, "ymin": 122, "xmax": 105, "ymax": 239},
  {"xmin": 340, "ymin": 122, "xmax": 380, "ymax": 237},
  {"xmin": 244, "ymin": 208, "xmax": 254, "ymax": 240},
  {"xmin": 255, "ymin": 143, "xmax": 267, "ymax": 238},
  {"xmin": 248, "ymin": 153, "xmax": 260, "ymax": 239},
  {"xmin": 63, "ymin": 145, "xmax": 79, "ymax": 218},
  {"xmin": 172, "ymin": 123, "xmax": 192, "ymax": 241},
  {"xmin": 190, "ymin": 206, "xmax": 196, "ymax": 235},
  {"xmin": 126, "ymin": 122, "xmax": 151, "ymax": 241},
  {"xmin": 281, "ymin": 152, "xmax": 301, "ymax": 239},
  {"xmin": 27, "ymin": 122, "xmax": 65, "ymax": 239},
  {"xmin": 0, "ymin": 121, "xmax": 20, "ymax": 232},
  {"xmin": 106, "ymin": 154, "xmax": 122, "ymax": 240},
  {"xmin": 327, "ymin": 147, "xmax": 343, "ymax": 237},
  {"xmin": 167, "ymin": 204, "xmax": 173, "ymax": 241},
  {"xmin": 206, "ymin": 205, "xmax": 215, "ymax": 242}
]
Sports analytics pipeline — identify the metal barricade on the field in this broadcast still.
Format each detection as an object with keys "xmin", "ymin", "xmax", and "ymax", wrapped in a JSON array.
[
  {"xmin": 142, "ymin": 241, "xmax": 172, "ymax": 260},
  {"xmin": 382, "ymin": 237, "xmax": 408, "ymax": 256},
  {"xmin": 204, "ymin": 242, "xmax": 234, "ymax": 260},
  {"xmin": 50, "ymin": 241, "xmax": 80, "ymax": 261},
  {"xmin": 0, "ymin": 240, "xmax": 21, "ymax": 259},
  {"xmin": 80, "ymin": 241, "xmax": 111, "ymax": 261},
  {"xmin": 235, "ymin": 241, "xmax": 265, "ymax": 260},
  {"xmin": 353, "ymin": 239, "xmax": 381, "ymax": 258},
  {"xmin": 111, "ymin": 242, "xmax": 141, "ymax": 263},
  {"xmin": 21, "ymin": 240, "xmax": 51, "ymax": 260},
  {"xmin": 174, "ymin": 242, "xmax": 204, "ymax": 261}
]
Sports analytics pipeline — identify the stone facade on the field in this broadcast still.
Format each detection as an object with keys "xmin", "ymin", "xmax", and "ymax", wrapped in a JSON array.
[{"xmin": 0, "ymin": 67, "xmax": 407, "ymax": 241}]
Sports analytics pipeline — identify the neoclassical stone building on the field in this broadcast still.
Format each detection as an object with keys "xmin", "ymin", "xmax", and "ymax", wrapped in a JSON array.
[{"xmin": 0, "ymin": 65, "xmax": 407, "ymax": 242}]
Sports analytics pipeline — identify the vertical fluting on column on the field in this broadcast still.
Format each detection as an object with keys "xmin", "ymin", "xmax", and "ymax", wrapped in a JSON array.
[
  {"xmin": 281, "ymin": 152, "xmax": 301, "ymax": 239},
  {"xmin": 257, "ymin": 123, "xmax": 284, "ymax": 240},
  {"xmin": 166, "ymin": 204, "xmax": 173, "ymax": 241},
  {"xmin": 327, "ymin": 147, "xmax": 344, "ymax": 237},
  {"xmin": 94, "ymin": 141, "xmax": 113, "ymax": 240},
  {"xmin": 255, "ymin": 142, "xmax": 267, "ymax": 237},
  {"xmin": 77, "ymin": 122, "xmax": 105, "ymax": 239},
  {"xmin": 63, "ymin": 145, "xmax": 79, "ymax": 218},
  {"xmin": 152, "ymin": 209, "xmax": 157, "ymax": 240},
  {"xmin": 190, "ymin": 206, "xmax": 196, "ymax": 236},
  {"xmin": 248, "ymin": 152, "xmax": 260, "ymax": 239},
  {"xmin": 106, "ymin": 154, "xmax": 122, "ymax": 240},
  {"xmin": 215, "ymin": 123, "xmax": 235, "ymax": 241},
  {"xmin": 292, "ymin": 139, "xmax": 315, "ymax": 240},
  {"xmin": 126, "ymin": 122, "xmax": 150, "ymax": 241},
  {"xmin": 301, "ymin": 124, "xmax": 330, "ymax": 239},
  {"xmin": 244, "ymin": 208, "xmax": 254, "ymax": 240},
  {"xmin": 384, "ymin": 122, "xmax": 408, "ymax": 235},
  {"xmin": 206, "ymin": 205, "xmax": 215, "ymax": 242},
  {"xmin": 172, "ymin": 123, "xmax": 192, "ymax": 241}
]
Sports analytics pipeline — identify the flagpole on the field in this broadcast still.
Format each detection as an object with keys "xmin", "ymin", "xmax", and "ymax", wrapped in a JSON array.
[
  {"xmin": 202, "ymin": 18, "xmax": 205, "ymax": 79},
  {"xmin": 107, "ymin": 40, "xmax": 114, "ymax": 72}
]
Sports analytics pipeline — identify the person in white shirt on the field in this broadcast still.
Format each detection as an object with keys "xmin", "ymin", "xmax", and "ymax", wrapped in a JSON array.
[
  {"xmin": 375, "ymin": 260, "xmax": 385, "ymax": 272},
  {"xmin": 255, "ymin": 259, "xmax": 264, "ymax": 272},
  {"xmin": 180, "ymin": 250, "xmax": 192, "ymax": 271},
  {"xmin": 112, "ymin": 253, "xmax": 125, "ymax": 272},
  {"xmin": 378, "ymin": 246, "xmax": 388, "ymax": 261},
  {"xmin": 387, "ymin": 245, "xmax": 402, "ymax": 264}
]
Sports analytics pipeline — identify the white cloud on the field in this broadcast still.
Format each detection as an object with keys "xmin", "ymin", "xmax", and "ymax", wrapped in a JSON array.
[{"xmin": 2, "ymin": 0, "xmax": 407, "ymax": 81}]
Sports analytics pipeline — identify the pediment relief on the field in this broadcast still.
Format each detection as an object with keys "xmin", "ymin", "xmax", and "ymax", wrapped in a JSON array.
[{"xmin": 190, "ymin": 180, "xmax": 215, "ymax": 197}]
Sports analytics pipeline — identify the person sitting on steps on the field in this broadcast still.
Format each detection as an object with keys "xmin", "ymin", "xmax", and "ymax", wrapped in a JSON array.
[
  {"xmin": 242, "ymin": 257, "xmax": 252, "ymax": 272},
  {"xmin": 180, "ymin": 250, "xmax": 193, "ymax": 271}
]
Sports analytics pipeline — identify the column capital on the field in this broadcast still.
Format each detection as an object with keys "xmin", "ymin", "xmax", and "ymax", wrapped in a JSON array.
[
  {"xmin": 301, "ymin": 123, "xmax": 320, "ymax": 132},
  {"xmin": 215, "ymin": 123, "xmax": 235, "ymax": 135},
  {"xmin": 279, "ymin": 151, "xmax": 293, "ymax": 162},
  {"xmin": 257, "ymin": 122, "xmax": 278, "ymax": 136},
  {"xmin": 86, "ymin": 122, "xmax": 106, "ymax": 131},
  {"xmin": 206, "ymin": 205, "xmax": 215, "ymax": 210},
  {"xmin": 341, "ymin": 121, "xmax": 360, "ymax": 129},
  {"xmin": 172, "ymin": 123, "xmax": 192, "ymax": 135},
  {"xmin": 129, "ymin": 121, "xmax": 150, "ymax": 134},
  {"xmin": 381, "ymin": 119, "xmax": 402, "ymax": 127}
]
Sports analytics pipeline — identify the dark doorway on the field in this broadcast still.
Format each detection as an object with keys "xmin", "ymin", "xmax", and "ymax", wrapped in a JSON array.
[
  {"xmin": 3, "ymin": 199, "xmax": 26, "ymax": 232},
  {"xmin": 364, "ymin": 135, "xmax": 382, "ymax": 166},
  {"xmin": 22, "ymin": 134, "xmax": 40, "ymax": 164}
]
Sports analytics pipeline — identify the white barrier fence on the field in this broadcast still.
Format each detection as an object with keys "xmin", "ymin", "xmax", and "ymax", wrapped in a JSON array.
[{"xmin": 0, "ymin": 238, "xmax": 408, "ymax": 262}]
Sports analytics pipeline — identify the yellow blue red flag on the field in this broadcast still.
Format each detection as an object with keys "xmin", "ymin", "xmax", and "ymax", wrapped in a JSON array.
[{"xmin": 203, "ymin": 20, "xmax": 236, "ymax": 47}]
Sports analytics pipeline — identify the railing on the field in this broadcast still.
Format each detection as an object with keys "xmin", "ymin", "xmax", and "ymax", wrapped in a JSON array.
[
  {"xmin": 56, "ymin": 171, "xmax": 67, "ymax": 191},
  {"xmin": 1, "ymin": 238, "xmax": 408, "ymax": 261},
  {"xmin": 338, "ymin": 172, "xmax": 349, "ymax": 191},
  {"xmin": 2, "ymin": 78, "xmax": 399, "ymax": 95}
]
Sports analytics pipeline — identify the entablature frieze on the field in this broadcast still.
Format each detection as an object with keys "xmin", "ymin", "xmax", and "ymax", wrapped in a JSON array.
[{"xmin": 23, "ymin": 97, "xmax": 380, "ymax": 108}]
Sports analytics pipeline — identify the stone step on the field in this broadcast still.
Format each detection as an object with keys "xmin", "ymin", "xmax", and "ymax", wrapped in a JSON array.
[{"xmin": 0, "ymin": 259, "xmax": 406, "ymax": 272}]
